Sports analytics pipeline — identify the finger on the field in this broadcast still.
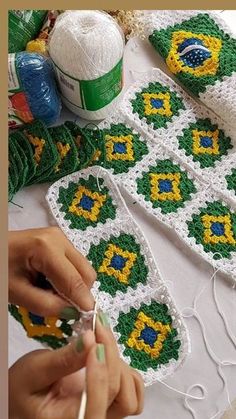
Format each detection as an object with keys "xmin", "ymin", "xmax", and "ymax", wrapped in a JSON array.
[
  {"xmin": 65, "ymin": 241, "xmax": 97, "ymax": 289},
  {"xmin": 112, "ymin": 361, "xmax": 139, "ymax": 417},
  {"xmin": 21, "ymin": 331, "xmax": 95, "ymax": 392},
  {"xmin": 130, "ymin": 368, "xmax": 145, "ymax": 415},
  {"xmin": 9, "ymin": 276, "xmax": 68, "ymax": 317},
  {"xmin": 85, "ymin": 344, "xmax": 108, "ymax": 419},
  {"xmin": 30, "ymin": 249, "xmax": 94, "ymax": 310},
  {"xmin": 96, "ymin": 313, "xmax": 121, "ymax": 405}
]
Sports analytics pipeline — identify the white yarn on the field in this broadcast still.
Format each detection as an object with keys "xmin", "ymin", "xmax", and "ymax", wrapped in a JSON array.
[{"xmin": 49, "ymin": 10, "xmax": 125, "ymax": 120}]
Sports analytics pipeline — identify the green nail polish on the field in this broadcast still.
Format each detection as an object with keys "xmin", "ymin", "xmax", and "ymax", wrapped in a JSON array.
[
  {"xmin": 76, "ymin": 336, "xmax": 84, "ymax": 352},
  {"xmin": 60, "ymin": 307, "xmax": 80, "ymax": 320},
  {"xmin": 98, "ymin": 312, "xmax": 110, "ymax": 328},
  {"xmin": 96, "ymin": 344, "xmax": 105, "ymax": 362}
]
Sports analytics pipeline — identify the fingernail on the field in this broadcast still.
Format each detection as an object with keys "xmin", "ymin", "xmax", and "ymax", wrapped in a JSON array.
[
  {"xmin": 60, "ymin": 307, "xmax": 80, "ymax": 320},
  {"xmin": 96, "ymin": 344, "xmax": 105, "ymax": 362},
  {"xmin": 76, "ymin": 335, "xmax": 84, "ymax": 352},
  {"xmin": 98, "ymin": 312, "xmax": 110, "ymax": 328}
]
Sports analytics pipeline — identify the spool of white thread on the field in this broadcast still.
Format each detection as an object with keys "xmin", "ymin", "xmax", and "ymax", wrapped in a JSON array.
[{"xmin": 48, "ymin": 10, "xmax": 125, "ymax": 120}]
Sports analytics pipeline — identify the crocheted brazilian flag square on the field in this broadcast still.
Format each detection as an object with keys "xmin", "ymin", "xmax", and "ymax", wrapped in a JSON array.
[
  {"xmin": 149, "ymin": 13, "xmax": 236, "ymax": 96},
  {"xmin": 187, "ymin": 201, "xmax": 236, "ymax": 260},
  {"xmin": 137, "ymin": 159, "xmax": 197, "ymax": 214},
  {"xmin": 57, "ymin": 175, "xmax": 117, "ymax": 230},
  {"xmin": 87, "ymin": 233, "xmax": 148, "ymax": 297},
  {"xmin": 99, "ymin": 123, "xmax": 149, "ymax": 174},
  {"xmin": 177, "ymin": 118, "xmax": 233, "ymax": 168},
  {"xmin": 131, "ymin": 81, "xmax": 185, "ymax": 130},
  {"xmin": 115, "ymin": 300, "xmax": 180, "ymax": 372}
]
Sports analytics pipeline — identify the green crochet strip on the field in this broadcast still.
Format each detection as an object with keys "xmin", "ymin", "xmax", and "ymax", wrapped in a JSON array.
[
  {"xmin": 65, "ymin": 121, "xmax": 96, "ymax": 170},
  {"xmin": 57, "ymin": 175, "xmax": 117, "ymax": 230},
  {"xmin": 9, "ymin": 133, "xmax": 29, "ymax": 191},
  {"xmin": 87, "ymin": 233, "xmax": 149, "ymax": 296},
  {"xmin": 115, "ymin": 301, "xmax": 180, "ymax": 372},
  {"xmin": 177, "ymin": 118, "xmax": 233, "ymax": 168},
  {"xmin": 187, "ymin": 201, "xmax": 236, "ymax": 259},
  {"xmin": 8, "ymin": 304, "xmax": 71, "ymax": 349},
  {"xmin": 149, "ymin": 13, "xmax": 236, "ymax": 96},
  {"xmin": 47, "ymin": 125, "xmax": 78, "ymax": 182},
  {"xmin": 10, "ymin": 131, "xmax": 37, "ymax": 186},
  {"xmin": 137, "ymin": 159, "xmax": 197, "ymax": 214},
  {"xmin": 131, "ymin": 82, "xmax": 185, "ymax": 130},
  {"xmin": 82, "ymin": 127, "xmax": 106, "ymax": 166},
  {"xmin": 20, "ymin": 120, "xmax": 59, "ymax": 184},
  {"xmin": 226, "ymin": 169, "xmax": 236, "ymax": 195}
]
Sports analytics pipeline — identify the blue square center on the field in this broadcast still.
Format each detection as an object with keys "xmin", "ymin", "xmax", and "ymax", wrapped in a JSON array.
[
  {"xmin": 211, "ymin": 222, "xmax": 225, "ymax": 236},
  {"xmin": 139, "ymin": 326, "xmax": 158, "ymax": 347},
  {"xmin": 79, "ymin": 195, "xmax": 94, "ymax": 211},
  {"xmin": 200, "ymin": 136, "xmax": 213, "ymax": 148},
  {"xmin": 110, "ymin": 254, "xmax": 127, "ymax": 270},
  {"xmin": 29, "ymin": 312, "xmax": 45, "ymax": 325},
  {"xmin": 151, "ymin": 98, "xmax": 164, "ymax": 109},
  {"xmin": 113, "ymin": 142, "xmax": 127, "ymax": 154},
  {"xmin": 159, "ymin": 179, "xmax": 173, "ymax": 193}
]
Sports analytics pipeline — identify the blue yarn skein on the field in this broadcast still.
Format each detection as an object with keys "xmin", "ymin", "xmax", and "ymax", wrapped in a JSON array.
[{"xmin": 15, "ymin": 52, "xmax": 61, "ymax": 125}]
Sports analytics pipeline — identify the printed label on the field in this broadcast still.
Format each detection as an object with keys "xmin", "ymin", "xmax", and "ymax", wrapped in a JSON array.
[
  {"xmin": 53, "ymin": 59, "xmax": 123, "ymax": 111},
  {"xmin": 8, "ymin": 54, "xmax": 20, "ymax": 92}
]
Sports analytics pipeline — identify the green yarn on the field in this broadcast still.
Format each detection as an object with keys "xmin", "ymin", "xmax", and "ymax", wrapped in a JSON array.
[
  {"xmin": 177, "ymin": 118, "xmax": 233, "ymax": 168},
  {"xmin": 47, "ymin": 125, "xmax": 78, "ymax": 182},
  {"xmin": 131, "ymin": 81, "xmax": 185, "ymax": 130},
  {"xmin": 149, "ymin": 13, "xmax": 236, "ymax": 96},
  {"xmin": 87, "ymin": 233, "xmax": 148, "ymax": 296},
  {"xmin": 187, "ymin": 201, "xmax": 236, "ymax": 259},
  {"xmin": 57, "ymin": 175, "xmax": 117, "ymax": 231},
  {"xmin": 226, "ymin": 169, "xmax": 236, "ymax": 195},
  {"xmin": 115, "ymin": 301, "xmax": 180, "ymax": 372},
  {"xmin": 137, "ymin": 159, "xmax": 197, "ymax": 214},
  {"xmin": 65, "ymin": 121, "xmax": 96, "ymax": 170}
]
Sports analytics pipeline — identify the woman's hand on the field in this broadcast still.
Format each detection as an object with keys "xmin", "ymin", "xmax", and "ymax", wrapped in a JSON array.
[
  {"xmin": 8, "ymin": 227, "xmax": 96, "ymax": 317},
  {"xmin": 9, "ymin": 316, "xmax": 144, "ymax": 419}
]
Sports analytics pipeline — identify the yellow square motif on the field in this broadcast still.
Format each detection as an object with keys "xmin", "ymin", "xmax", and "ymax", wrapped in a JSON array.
[
  {"xmin": 24, "ymin": 132, "xmax": 45, "ymax": 165},
  {"xmin": 150, "ymin": 173, "xmax": 181, "ymax": 201},
  {"xmin": 105, "ymin": 135, "xmax": 134, "ymax": 161},
  {"xmin": 68, "ymin": 185, "xmax": 106, "ymax": 222},
  {"xmin": 166, "ymin": 31, "xmax": 222, "ymax": 76},
  {"xmin": 127, "ymin": 312, "xmax": 171, "ymax": 358},
  {"xmin": 142, "ymin": 92, "xmax": 172, "ymax": 116},
  {"xmin": 98, "ymin": 244, "xmax": 137, "ymax": 284},
  {"xmin": 18, "ymin": 307, "xmax": 63, "ymax": 338},
  {"xmin": 202, "ymin": 214, "xmax": 236, "ymax": 245},
  {"xmin": 192, "ymin": 129, "xmax": 219, "ymax": 155}
]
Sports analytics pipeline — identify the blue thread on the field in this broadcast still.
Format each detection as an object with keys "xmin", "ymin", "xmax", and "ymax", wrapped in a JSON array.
[
  {"xmin": 159, "ymin": 179, "xmax": 173, "ymax": 193},
  {"xmin": 79, "ymin": 195, "xmax": 94, "ymax": 211},
  {"xmin": 29, "ymin": 312, "xmax": 45, "ymax": 325},
  {"xmin": 15, "ymin": 52, "xmax": 61, "ymax": 125},
  {"xmin": 177, "ymin": 38, "xmax": 211, "ymax": 68},
  {"xmin": 151, "ymin": 98, "xmax": 164, "ymax": 109},
  {"xmin": 110, "ymin": 254, "xmax": 127, "ymax": 270},
  {"xmin": 139, "ymin": 326, "xmax": 158, "ymax": 347},
  {"xmin": 113, "ymin": 142, "xmax": 127, "ymax": 154},
  {"xmin": 200, "ymin": 136, "xmax": 213, "ymax": 148},
  {"xmin": 211, "ymin": 222, "xmax": 225, "ymax": 236}
]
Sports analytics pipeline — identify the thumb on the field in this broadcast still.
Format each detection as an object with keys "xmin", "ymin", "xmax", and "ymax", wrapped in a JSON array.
[{"xmin": 23, "ymin": 331, "xmax": 95, "ymax": 393}]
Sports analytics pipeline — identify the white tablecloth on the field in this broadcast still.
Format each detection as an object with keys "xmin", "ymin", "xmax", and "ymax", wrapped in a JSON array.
[{"xmin": 9, "ymin": 11, "xmax": 236, "ymax": 419}]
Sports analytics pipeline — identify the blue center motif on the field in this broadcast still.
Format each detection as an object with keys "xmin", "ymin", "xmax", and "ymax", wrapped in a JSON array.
[
  {"xmin": 178, "ymin": 38, "xmax": 211, "ymax": 68},
  {"xmin": 200, "ymin": 136, "xmax": 213, "ymax": 148},
  {"xmin": 211, "ymin": 222, "xmax": 225, "ymax": 236},
  {"xmin": 110, "ymin": 254, "xmax": 127, "ymax": 270},
  {"xmin": 113, "ymin": 142, "xmax": 127, "ymax": 154},
  {"xmin": 151, "ymin": 98, "xmax": 164, "ymax": 109},
  {"xmin": 159, "ymin": 179, "xmax": 173, "ymax": 193},
  {"xmin": 29, "ymin": 312, "xmax": 45, "ymax": 325},
  {"xmin": 79, "ymin": 195, "xmax": 94, "ymax": 211},
  {"xmin": 139, "ymin": 326, "xmax": 158, "ymax": 347}
]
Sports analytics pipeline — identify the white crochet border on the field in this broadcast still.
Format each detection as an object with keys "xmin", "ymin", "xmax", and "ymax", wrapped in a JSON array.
[{"xmin": 46, "ymin": 166, "xmax": 190, "ymax": 385}]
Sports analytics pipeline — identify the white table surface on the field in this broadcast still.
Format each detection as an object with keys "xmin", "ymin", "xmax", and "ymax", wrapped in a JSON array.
[{"xmin": 9, "ymin": 10, "xmax": 236, "ymax": 419}]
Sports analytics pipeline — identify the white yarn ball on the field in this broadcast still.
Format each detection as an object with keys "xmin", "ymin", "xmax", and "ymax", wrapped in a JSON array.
[{"xmin": 48, "ymin": 10, "xmax": 125, "ymax": 120}]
